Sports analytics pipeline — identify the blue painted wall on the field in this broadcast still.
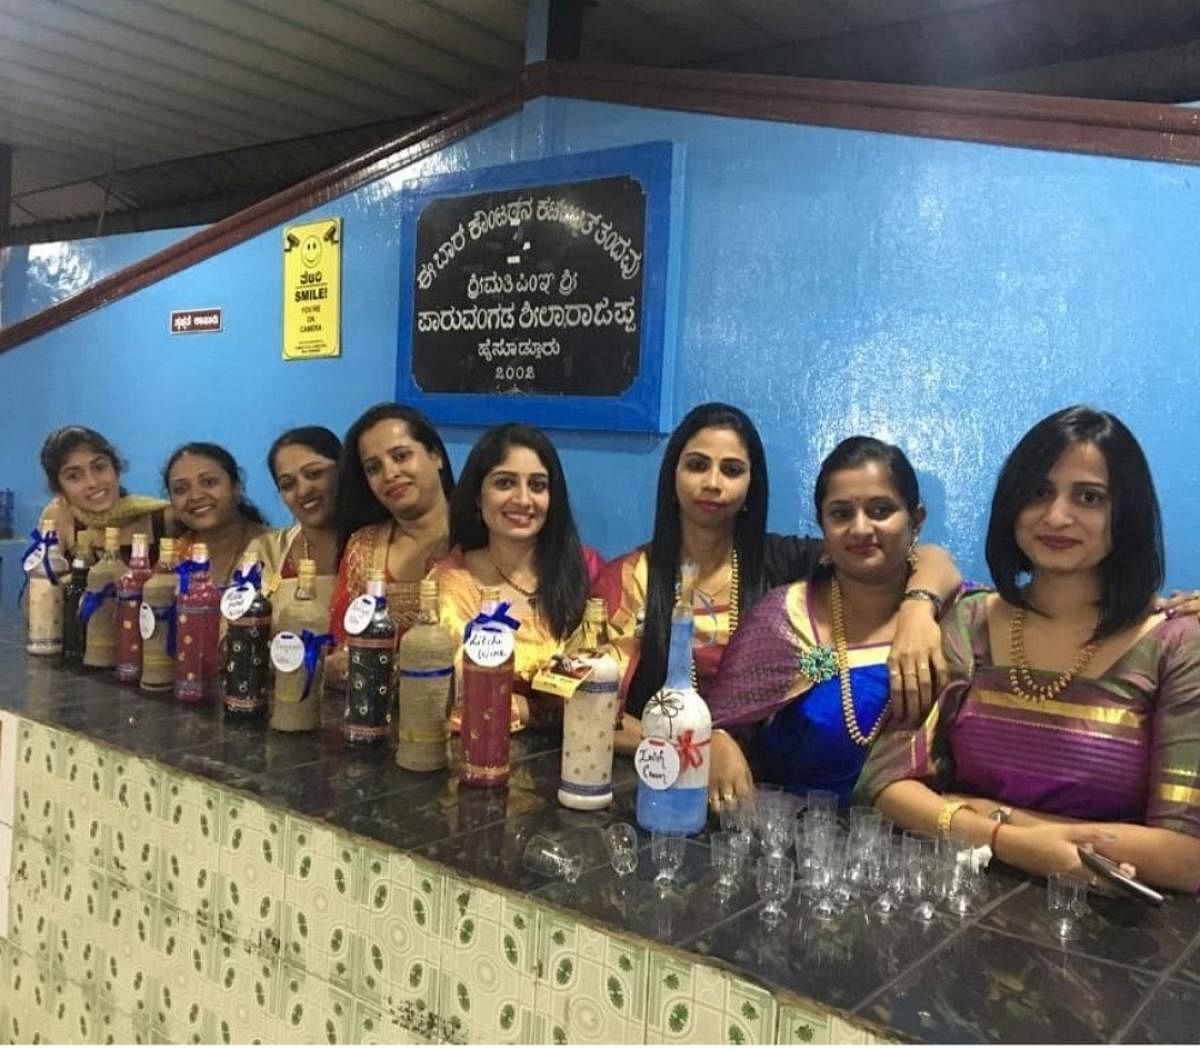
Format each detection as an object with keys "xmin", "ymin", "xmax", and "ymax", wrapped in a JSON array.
[{"xmin": 2, "ymin": 97, "xmax": 1199, "ymax": 588}]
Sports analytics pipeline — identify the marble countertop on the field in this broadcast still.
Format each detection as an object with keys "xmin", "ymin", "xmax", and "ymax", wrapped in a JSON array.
[{"xmin": 1, "ymin": 614, "xmax": 1197, "ymax": 1044}]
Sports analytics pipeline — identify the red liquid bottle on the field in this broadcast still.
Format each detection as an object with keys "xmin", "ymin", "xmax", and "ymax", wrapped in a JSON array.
[
  {"xmin": 459, "ymin": 586, "xmax": 515, "ymax": 788},
  {"xmin": 115, "ymin": 533, "xmax": 153, "ymax": 684},
  {"xmin": 175, "ymin": 542, "xmax": 221, "ymax": 704}
]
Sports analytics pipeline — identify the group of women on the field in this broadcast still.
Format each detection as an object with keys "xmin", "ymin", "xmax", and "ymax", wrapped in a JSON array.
[{"xmin": 34, "ymin": 400, "xmax": 1200, "ymax": 892}]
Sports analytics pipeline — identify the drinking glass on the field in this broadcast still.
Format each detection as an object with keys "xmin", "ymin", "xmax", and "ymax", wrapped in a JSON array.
[
  {"xmin": 1046, "ymin": 873, "xmax": 1087, "ymax": 940},
  {"xmin": 602, "ymin": 823, "xmax": 639, "ymax": 877},
  {"xmin": 522, "ymin": 836, "xmax": 583, "ymax": 883},
  {"xmin": 719, "ymin": 795, "xmax": 754, "ymax": 860},
  {"xmin": 844, "ymin": 807, "xmax": 883, "ymax": 889},
  {"xmin": 756, "ymin": 786, "xmax": 795, "ymax": 859},
  {"xmin": 870, "ymin": 835, "xmax": 904, "ymax": 916},
  {"xmin": 755, "ymin": 855, "xmax": 795, "ymax": 926},
  {"xmin": 804, "ymin": 789, "xmax": 838, "ymax": 825},
  {"xmin": 651, "ymin": 832, "xmax": 686, "ymax": 886},
  {"xmin": 901, "ymin": 831, "xmax": 939, "ymax": 921},
  {"xmin": 710, "ymin": 831, "xmax": 742, "ymax": 897},
  {"xmin": 940, "ymin": 834, "xmax": 980, "ymax": 916}
]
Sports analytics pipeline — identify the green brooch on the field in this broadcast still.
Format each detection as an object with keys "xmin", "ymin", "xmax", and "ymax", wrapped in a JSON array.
[{"xmin": 798, "ymin": 644, "xmax": 839, "ymax": 683}]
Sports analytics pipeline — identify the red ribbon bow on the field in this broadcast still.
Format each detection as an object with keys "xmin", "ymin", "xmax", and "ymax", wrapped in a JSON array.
[{"xmin": 674, "ymin": 729, "xmax": 710, "ymax": 770}]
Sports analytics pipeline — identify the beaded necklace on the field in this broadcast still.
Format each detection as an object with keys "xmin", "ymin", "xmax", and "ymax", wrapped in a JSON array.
[
  {"xmin": 1007, "ymin": 605, "xmax": 1097, "ymax": 703},
  {"xmin": 830, "ymin": 577, "xmax": 889, "ymax": 747}
]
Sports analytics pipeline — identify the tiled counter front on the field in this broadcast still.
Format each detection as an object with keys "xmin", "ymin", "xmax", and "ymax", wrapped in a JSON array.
[{"xmin": 0, "ymin": 711, "xmax": 879, "ymax": 1045}]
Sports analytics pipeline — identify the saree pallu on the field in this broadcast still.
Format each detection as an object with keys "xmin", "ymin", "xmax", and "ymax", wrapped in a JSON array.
[
  {"xmin": 855, "ymin": 591, "xmax": 1200, "ymax": 838},
  {"xmin": 706, "ymin": 581, "xmax": 891, "ymax": 804}
]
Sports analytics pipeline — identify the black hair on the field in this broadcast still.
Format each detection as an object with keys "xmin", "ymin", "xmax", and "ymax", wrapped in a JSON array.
[
  {"xmin": 336, "ymin": 403, "xmax": 454, "ymax": 557},
  {"xmin": 814, "ymin": 436, "xmax": 921, "ymax": 519},
  {"xmin": 626, "ymin": 402, "xmax": 769, "ymax": 717},
  {"xmin": 40, "ymin": 426, "xmax": 127, "ymax": 493},
  {"xmin": 163, "ymin": 442, "xmax": 269, "ymax": 526},
  {"xmin": 449, "ymin": 424, "xmax": 589, "ymax": 640},
  {"xmin": 267, "ymin": 426, "xmax": 343, "ymax": 484},
  {"xmin": 985, "ymin": 405, "xmax": 1163, "ymax": 641}
]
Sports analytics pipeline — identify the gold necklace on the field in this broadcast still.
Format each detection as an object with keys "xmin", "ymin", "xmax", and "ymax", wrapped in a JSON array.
[
  {"xmin": 690, "ymin": 549, "xmax": 739, "ymax": 690},
  {"xmin": 1008, "ymin": 606, "xmax": 1097, "ymax": 703},
  {"xmin": 492, "ymin": 559, "xmax": 538, "ymax": 601},
  {"xmin": 830, "ymin": 577, "xmax": 888, "ymax": 747}
]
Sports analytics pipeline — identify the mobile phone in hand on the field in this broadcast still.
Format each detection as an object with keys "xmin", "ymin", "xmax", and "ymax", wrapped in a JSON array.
[{"xmin": 1077, "ymin": 847, "xmax": 1165, "ymax": 906}]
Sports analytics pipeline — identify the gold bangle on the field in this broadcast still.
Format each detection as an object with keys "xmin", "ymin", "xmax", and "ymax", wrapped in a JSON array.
[{"xmin": 937, "ymin": 800, "xmax": 970, "ymax": 840}]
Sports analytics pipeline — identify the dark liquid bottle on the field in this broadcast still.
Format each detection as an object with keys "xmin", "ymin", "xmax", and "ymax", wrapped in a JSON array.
[
  {"xmin": 343, "ymin": 569, "xmax": 396, "ymax": 747},
  {"xmin": 175, "ymin": 543, "xmax": 221, "ymax": 704},
  {"xmin": 223, "ymin": 561, "xmax": 273, "ymax": 721},
  {"xmin": 61, "ymin": 555, "xmax": 91, "ymax": 667},
  {"xmin": 116, "ymin": 533, "xmax": 153, "ymax": 684},
  {"xmin": 459, "ymin": 586, "xmax": 514, "ymax": 788}
]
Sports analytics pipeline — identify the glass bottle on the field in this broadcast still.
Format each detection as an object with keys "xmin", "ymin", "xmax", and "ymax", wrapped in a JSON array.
[
  {"xmin": 558, "ymin": 597, "xmax": 620, "ymax": 811},
  {"xmin": 139, "ymin": 538, "xmax": 179, "ymax": 692},
  {"xmin": 270, "ymin": 559, "xmax": 329, "ymax": 732},
  {"xmin": 343, "ymin": 569, "xmax": 396, "ymax": 746},
  {"xmin": 24, "ymin": 517, "xmax": 68, "ymax": 657},
  {"xmin": 396, "ymin": 578, "xmax": 453, "ymax": 771},
  {"xmin": 222, "ymin": 560, "xmax": 273, "ymax": 721},
  {"xmin": 459, "ymin": 585, "xmax": 515, "ymax": 788},
  {"xmin": 175, "ymin": 542, "xmax": 221, "ymax": 703},
  {"xmin": 82, "ymin": 527, "xmax": 123, "ymax": 670},
  {"xmin": 636, "ymin": 568, "xmax": 712, "ymax": 835},
  {"xmin": 61, "ymin": 554, "xmax": 91, "ymax": 666},
  {"xmin": 115, "ymin": 533, "xmax": 153, "ymax": 683}
]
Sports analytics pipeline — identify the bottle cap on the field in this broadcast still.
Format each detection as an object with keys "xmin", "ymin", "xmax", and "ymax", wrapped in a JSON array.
[
  {"xmin": 104, "ymin": 526, "xmax": 121, "ymax": 551},
  {"xmin": 132, "ymin": 533, "xmax": 149, "ymax": 556},
  {"xmin": 585, "ymin": 596, "xmax": 606, "ymax": 622},
  {"xmin": 419, "ymin": 578, "xmax": 438, "ymax": 601},
  {"xmin": 158, "ymin": 537, "xmax": 177, "ymax": 559},
  {"xmin": 39, "ymin": 517, "xmax": 57, "ymax": 533},
  {"xmin": 192, "ymin": 542, "xmax": 210, "ymax": 563},
  {"xmin": 480, "ymin": 584, "xmax": 501, "ymax": 604}
]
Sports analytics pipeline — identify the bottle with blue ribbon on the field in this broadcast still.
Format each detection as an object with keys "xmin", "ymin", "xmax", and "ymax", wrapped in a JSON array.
[
  {"xmin": 61, "ymin": 554, "xmax": 91, "ymax": 666},
  {"xmin": 558, "ymin": 597, "xmax": 620, "ymax": 811},
  {"xmin": 175, "ymin": 542, "xmax": 221, "ymax": 703},
  {"xmin": 82, "ymin": 527, "xmax": 123, "ymax": 670},
  {"xmin": 222, "ymin": 559, "xmax": 272, "ymax": 721},
  {"xmin": 343, "ymin": 568, "xmax": 396, "ymax": 746},
  {"xmin": 116, "ymin": 534, "xmax": 153, "ymax": 684},
  {"xmin": 396, "ymin": 577, "xmax": 454, "ymax": 771},
  {"xmin": 139, "ymin": 538, "xmax": 178, "ymax": 692},
  {"xmin": 635, "ymin": 564, "xmax": 712, "ymax": 835},
  {"xmin": 24, "ymin": 516, "xmax": 69, "ymax": 657},
  {"xmin": 460, "ymin": 585, "xmax": 517, "ymax": 788},
  {"xmin": 270, "ymin": 559, "xmax": 330, "ymax": 732}
]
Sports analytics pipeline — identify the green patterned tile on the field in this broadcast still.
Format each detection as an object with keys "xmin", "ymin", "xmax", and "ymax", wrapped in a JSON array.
[
  {"xmin": 829, "ymin": 1014, "xmax": 878, "ymax": 1044},
  {"xmin": 13, "ymin": 775, "xmax": 59, "ymax": 846},
  {"xmin": 534, "ymin": 914, "xmax": 650, "ymax": 1044},
  {"xmin": 4, "ymin": 946, "xmax": 57, "ymax": 1044},
  {"xmin": 305, "ymin": 977, "xmax": 360, "ymax": 1044},
  {"xmin": 7, "ymin": 834, "xmax": 56, "ymax": 955},
  {"xmin": 94, "ymin": 1002, "xmax": 139, "ymax": 1046},
  {"xmin": 205, "ymin": 952, "xmax": 283, "ymax": 1044},
  {"xmin": 437, "ymin": 876, "xmax": 538, "ymax": 1043},
  {"xmin": 645, "ymin": 951, "xmax": 731, "ymax": 1044},
  {"xmin": 16, "ymin": 719, "xmax": 61, "ymax": 785},
  {"xmin": 724, "ymin": 974, "xmax": 777, "ymax": 1045},
  {"xmin": 283, "ymin": 819, "xmax": 354, "ymax": 980},
  {"xmin": 0, "ymin": 710, "xmax": 20, "ymax": 826}
]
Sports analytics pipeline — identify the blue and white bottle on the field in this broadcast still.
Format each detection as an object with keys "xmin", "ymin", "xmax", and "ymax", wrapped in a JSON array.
[{"xmin": 636, "ymin": 571, "xmax": 712, "ymax": 835}]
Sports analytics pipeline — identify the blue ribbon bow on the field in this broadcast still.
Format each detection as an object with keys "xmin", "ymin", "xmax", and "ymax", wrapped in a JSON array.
[
  {"xmin": 176, "ymin": 559, "xmax": 208, "ymax": 595},
  {"xmin": 299, "ymin": 629, "xmax": 333, "ymax": 700},
  {"xmin": 463, "ymin": 600, "xmax": 521, "ymax": 642},
  {"xmin": 154, "ymin": 604, "xmax": 178, "ymax": 657},
  {"xmin": 225, "ymin": 562, "xmax": 263, "ymax": 593},
  {"xmin": 17, "ymin": 528, "xmax": 60, "ymax": 603},
  {"xmin": 79, "ymin": 582, "xmax": 117, "ymax": 623}
]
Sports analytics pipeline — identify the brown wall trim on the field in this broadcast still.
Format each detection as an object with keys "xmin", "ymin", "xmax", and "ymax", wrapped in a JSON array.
[
  {"xmin": 6, "ymin": 60, "xmax": 1200, "ymax": 356},
  {"xmin": 0, "ymin": 86, "xmax": 524, "ymax": 356},
  {"xmin": 530, "ymin": 61, "xmax": 1200, "ymax": 166}
]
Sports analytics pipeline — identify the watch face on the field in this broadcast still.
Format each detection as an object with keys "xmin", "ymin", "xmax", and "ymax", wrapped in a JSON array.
[{"xmin": 988, "ymin": 808, "xmax": 1010, "ymax": 823}]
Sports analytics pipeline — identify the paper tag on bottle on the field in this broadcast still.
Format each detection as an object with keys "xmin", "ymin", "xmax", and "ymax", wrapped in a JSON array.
[
  {"xmin": 532, "ymin": 653, "xmax": 595, "ymax": 699},
  {"xmin": 138, "ymin": 602, "xmax": 157, "ymax": 640},
  {"xmin": 634, "ymin": 737, "xmax": 681, "ymax": 791},
  {"xmin": 23, "ymin": 545, "xmax": 44, "ymax": 573},
  {"xmin": 220, "ymin": 583, "xmax": 256, "ymax": 622},
  {"xmin": 464, "ymin": 624, "xmax": 514, "ymax": 668},
  {"xmin": 343, "ymin": 594, "xmax": 377, "ymax": 636},
  {"xmin": 270, "ymin": 632, "xmax": 306, "ymax": 673}
]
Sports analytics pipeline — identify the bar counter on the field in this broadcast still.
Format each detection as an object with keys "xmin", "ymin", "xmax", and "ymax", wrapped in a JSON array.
[{"xmin": 0, "ymin": 610, "xmax": 1197, "ymax": 1045}]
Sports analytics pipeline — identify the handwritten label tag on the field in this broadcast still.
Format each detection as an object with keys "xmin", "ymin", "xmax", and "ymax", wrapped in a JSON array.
[
  {"xmin": 634, "ymin": 736, "xmax": 681, "ymax": 791},
  {"xmin": 220, "ymin": 583, "xmax": 256, "ymax": 622},
  {"xmin": 343, "ymin": 594, "xmax": 377, "ymax": 636},
  {"xmin": 138, "ymin": 602, "xmax": 157, "ymax": 640},
  {"xmin": 23, "ymin": 545, "xmax": 44, "ymax": 573},
  {"xmin": 464, "ymin": 624, "xmax": 514, "ymax": 668},
  {"xmin": 270, "ymin": 632, "xmax": 305, "ymax": 673}
]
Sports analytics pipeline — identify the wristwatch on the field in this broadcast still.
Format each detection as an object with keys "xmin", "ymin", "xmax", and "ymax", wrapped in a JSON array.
[
  {"xmin": 902, "ymin": 588, "xmax": 944, "ymax": 618},
  {"xmin": 988, "ymin": 807, "xmax": 1013, "ymax": 824}
]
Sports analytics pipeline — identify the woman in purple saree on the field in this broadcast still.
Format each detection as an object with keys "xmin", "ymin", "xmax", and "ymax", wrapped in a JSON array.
[{"xmin": 856, "ymin": 407, "xmax": 1200, "ymax": 893}]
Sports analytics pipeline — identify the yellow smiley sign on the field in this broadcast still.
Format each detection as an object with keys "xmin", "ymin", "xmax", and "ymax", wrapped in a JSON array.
[{"xmin": 283, "ymin": 218, "xmax": 342, "ymax": 360}]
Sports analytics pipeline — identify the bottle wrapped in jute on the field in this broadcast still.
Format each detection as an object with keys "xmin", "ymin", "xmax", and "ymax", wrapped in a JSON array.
[
  {"xmin": 139, "ymin": 538, "xmax": 178, "ymax": 692},
  {"xmin": 82, "ymin": 527, "xmax": 122, "ymax": 670},
  {"xmin": 24, "ymin": 517, "xmax": 69, "ymax": 657},
  {"xmin": 270, "ymin": 559, "xmax": 330, "ymax": 732},
  {"xmin": 396, "ymin": 578, "xmax": 453, "ymax": 771}
]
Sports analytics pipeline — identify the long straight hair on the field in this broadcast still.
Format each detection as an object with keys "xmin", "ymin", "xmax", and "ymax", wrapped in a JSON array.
[
  {"xmin": 336, "ymin": 403, "xmax": 454, "ymax": 558},
  {"xmin": 163, "ymin": 442, "xmax": 268, "ymax": 525},
  {"xmin": 625, "ymin": 403, "xmax": 770, "ymax": 716},
  {"xmin": 449, "ymin": 423, "xmax": 589, "ymax": 640}
]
